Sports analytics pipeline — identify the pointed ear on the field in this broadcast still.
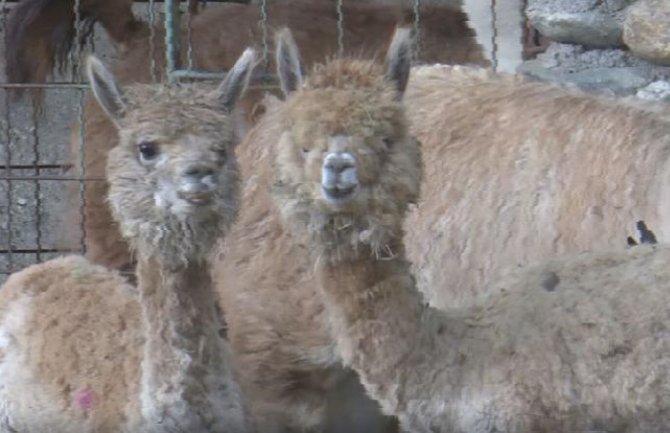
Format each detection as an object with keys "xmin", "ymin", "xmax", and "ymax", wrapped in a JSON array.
[
  {"xmin": 86, "ymin": 55, "xmax": 127, "ymax": 125},
  {"xmin": 384, "ymin": 27, "xmax": 412, "ymax": 99},
  {"xmin": 275, "ymin": 28, "xmax": 303, "ymax": 97},
  {"xmin": 216, "ymin": 47, "xmax": 257, "ymax": 112}
]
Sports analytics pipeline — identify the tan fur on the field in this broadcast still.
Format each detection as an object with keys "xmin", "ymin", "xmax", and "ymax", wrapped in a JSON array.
[
  {"xmin": 6, "ymin": 0, "xmax": 487, "ymax": 273},
  {"xmin": 318, "ymin": 239, "xmax": 670, "ymax": 432},
  {"xmin": 403, "ymin": 64, "xmax": 670, "ymax": 309},
  {"xmin": 0, "ymin": 53, "xmax": 255, "ymax": 432},
  {"xmin": 213, "ymin": 29, "xmax": 417, "ymax": 432},
  {"xmin": 216, "ymin": 30, "xmax": 670, "ymax": 432},
  {"xmin": 239, "ymin": 38, "xmax": 670, "ymax": 431}
]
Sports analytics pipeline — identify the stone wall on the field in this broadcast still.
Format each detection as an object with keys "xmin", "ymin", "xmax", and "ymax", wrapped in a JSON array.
[{"xmin": 520, "ymin": 0, "xmax": 670, "ymax": 100}]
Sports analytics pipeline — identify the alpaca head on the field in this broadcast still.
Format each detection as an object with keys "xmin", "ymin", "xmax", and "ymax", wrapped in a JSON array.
[
  {"xmin": 86, "ymin": 49, "xmax": 256, "ymax": 265},
  {"xmin": 270, "ymin": 27, "xmax": 422, "ymax": 260}
]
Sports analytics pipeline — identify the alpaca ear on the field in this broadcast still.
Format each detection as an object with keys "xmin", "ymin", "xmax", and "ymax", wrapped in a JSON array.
[
  {"xmin": 275, "ymin": 27, "xmax": 304, "ymax": 97},
  {"xmin": 384, "ymin": 27, "xmax": 412, "ymax": 99},
  {"xmin": 216, "ymin": 47, "xmax": 257, "ymax": 112},
  {"xmin": 86, "ymin": 55, "xmax": 127, "ymax": 125}
]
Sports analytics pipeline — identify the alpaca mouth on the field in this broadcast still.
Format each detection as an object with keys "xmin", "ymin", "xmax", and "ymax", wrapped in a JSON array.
[
  {"xmin": 177, "ymin": 190, "xmax": 214, "ymax": 206},
  {"xmin": 321, "ymin": 185, "xmax": 358, "ymax": 204}
]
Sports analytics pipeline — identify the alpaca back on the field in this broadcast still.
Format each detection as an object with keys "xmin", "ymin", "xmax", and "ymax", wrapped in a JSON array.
[{"xmin": 403, "ymin": 64, "xmax": 670, "ymax": 309}]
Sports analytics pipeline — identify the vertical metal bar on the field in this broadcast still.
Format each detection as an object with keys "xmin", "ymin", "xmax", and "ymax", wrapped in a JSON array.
[
  {"xmin": 260, "ymin": 0, "xmax": 269, "ymax": 70},
  {"xmin": 31, "ymin": 111, "xmax": 42, "ymax": 262},
  {"xmin": 149, "ymin": 0, "xmax": 158, "ymax": 82},
  {"xmin": 2, "ymin": 0, "xmax": 13, "ymax": 271},
  {"xmin": 76, "ymin": 89, "xmax": 87, "ymax": 255},
  {"xmin": 412, "ymin": 0, "xmax": 422, "ymax": 62},
  {"xmin": 71, "ymin": 0, "xmax": 87, "ymax": 255},
  {"xmin": 71, "ymin": 0, "xmax": 83, "ymax": 81},
  {"xmin": 490, "ymin": 0, "xmax": 499, "ymax": 71},
  {"xmin": 165, "ymin": 0, "xmax": 182, "ymax": 82},
  {"xmin": 336, "ymin": 0, "xmax": 344, "ymax": 56},
  {"xmin": 186, "ymin": 1, "xmax": 194, "ymax": 71}
]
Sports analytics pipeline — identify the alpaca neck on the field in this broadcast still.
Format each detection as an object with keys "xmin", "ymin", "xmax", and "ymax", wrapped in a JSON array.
[
  {"xmin": 135, "ymin": 253, "xmax": 247, "ymax": 432},
  {"xmin": 315, "ymin": 241, "xmax": 436, "ymax": 414}
]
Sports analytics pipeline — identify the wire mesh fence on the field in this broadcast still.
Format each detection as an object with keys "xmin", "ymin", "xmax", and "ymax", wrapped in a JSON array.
[{"xmin": 0, "ymin": 0, "xmax": 528, "ymax": 284}]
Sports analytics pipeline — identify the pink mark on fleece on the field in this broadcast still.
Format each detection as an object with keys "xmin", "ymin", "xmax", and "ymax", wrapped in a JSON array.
[{"xmin": 73, "ymin": 388, "xmax": 97, "ymax": 411}]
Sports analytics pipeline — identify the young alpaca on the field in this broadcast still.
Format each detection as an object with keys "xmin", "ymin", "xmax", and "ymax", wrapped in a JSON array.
[
  {"xmin": 272, "ymin": 29, "xmax": 670, "ymax": 433},
  {"xmin": 213, "ymin": 28, "xmax": 414, "ymax": 433},
  {"xmin": 0, "ymin": 49, "xmax": 257, "ymax": 433},
  {"xmin": 6, "ymin": 0, "xmax": 487, "ymax": 274}
]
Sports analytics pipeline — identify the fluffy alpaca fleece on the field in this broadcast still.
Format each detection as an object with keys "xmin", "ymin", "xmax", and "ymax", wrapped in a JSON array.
[
  {"xmin": 402, "ymin": 64, "xmax": 670, "ymax": 309},
  {"xmin": 318, "ymin": 239, "xmax": 670, "ymax": 432},
  {"xmin": 213, "ymin": 27, "xmax": 416, "ymax": 433},
  {"xmin": 6, "ymin": 0, "xmax": 488, "ymax": 274},
  {"xmin": 0, "ymin": 49, "xmax": 257, "ymax": 433},
  {"xmin": 251, "ymin": 28, "xmax": 670, "ymax": 433}
]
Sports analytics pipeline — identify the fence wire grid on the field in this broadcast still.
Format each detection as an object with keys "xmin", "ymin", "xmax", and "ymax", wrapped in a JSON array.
[{"xmin": 0, "ymin": 0, "xmax": 517, "ymax": 283}]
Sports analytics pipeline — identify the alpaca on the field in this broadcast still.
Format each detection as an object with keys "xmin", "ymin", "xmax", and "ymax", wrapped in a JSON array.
[
  {"xmin": 212, "ymin": 28, "xmax": 418, "ymax": 433},
  {"xmin": 5, "ymin": 0, "xmax": 488, "ymax": 274},
  {"xmin": 402, "ymin": 64, "xmax": 670, "ymax": 309},
  {"xmin": 265, "ymin": 26, "xmax": 670, "ymax": 433},
  {"xmin": 0, "ymin": 48, "xmax": 257, "ymax": 433}
]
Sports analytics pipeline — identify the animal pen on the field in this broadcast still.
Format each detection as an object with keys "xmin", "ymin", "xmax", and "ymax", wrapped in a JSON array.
[{"xmin": 0, "ymin": 0, "xmax": 528, "ymax": 284}]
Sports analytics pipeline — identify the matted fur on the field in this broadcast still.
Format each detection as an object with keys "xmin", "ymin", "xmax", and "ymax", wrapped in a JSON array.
[
  {"xmin": 5, "ymin": 0, "xmax": 488, "ymax": 273},
  {"xmin": 0, "ymin": 54, "xmax": 255, "ymax": 432}
]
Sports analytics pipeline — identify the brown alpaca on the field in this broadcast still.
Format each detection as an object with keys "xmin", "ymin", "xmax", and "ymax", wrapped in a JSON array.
[
  {"xmin": 402, "ymin": 64, "xmax": 670, "ymax": 310},
  {"xmin": 261, "ymin": 27, "xmax": 670, "ymax": 433},
  {"xmin": 217, "ymin": 61, "xmax": 670, "ymax": 432},
  {"xmin": 0, "ymin": 49, "xmax": 256, "ymax": 432},
  {"xmin": 213, "ymin": 27, "xmax": 417, "ymax": 433},
  {"xmin": 5, "ymin": 0, "xmax": 487, "ymax": 273}
]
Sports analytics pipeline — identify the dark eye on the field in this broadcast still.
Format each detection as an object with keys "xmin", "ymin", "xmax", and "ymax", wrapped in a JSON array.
[
  {"xmin": 138, "ymin": 141, "xmax": 159, "ymax": 162},
  {"xmin": 216, "ymin": 148, "xmax": 227, "ymax": 162},
  {"xmin": 382, "ymin": 138, "xmax": 393, "ymax": 149},
  {"xmin": 302, "ymin": 147, "xmax": 310, "ymax": 155}
]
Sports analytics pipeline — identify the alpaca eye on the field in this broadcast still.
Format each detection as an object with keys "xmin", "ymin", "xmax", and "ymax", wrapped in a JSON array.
[
  {"xmin": 138, "ymin": 141, "xmax": 159, "ymax": 162},
  {"xmin": 382, "ymin": 138, "xmax": 393, "ymax": 149},
  {"xmin": 302, "ymin": 147, "xmax": 310, "ymax": 155},
  {"xmin": 216, "ymin": 148, "xmax": 227, "ymax": 162}
]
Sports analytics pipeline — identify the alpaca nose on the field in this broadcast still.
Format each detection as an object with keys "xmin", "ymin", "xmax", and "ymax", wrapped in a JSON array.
[
  {"xmin": 177, "ymin": 163, "xmax": 217, "ymax": 205},
  {"xmin": 323, "ymin": 152, "xmax": 356, "ymax": 175},
  {"xmin": 321, "ymin": 152, "xmax": 359, "ymax": 205},
  {"xmin": 181, "ymin": 164, "xmax": 216, "ymax": 181}
]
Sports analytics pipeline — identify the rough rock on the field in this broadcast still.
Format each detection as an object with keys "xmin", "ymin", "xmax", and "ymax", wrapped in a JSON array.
[
  {"xmin": 623, "ymin": 0, "xmax": 670, "ymax": 66},
  {"xmin": 517, "ymin": 43, "xmax": 670, "ymax": 96},
  {"xmin": 526, "ymin": 0, "xmax": 635, "ymax": 48},
  {"xmin": 636, "ymin": 80, "xmax": 670, "ymax": 102}
]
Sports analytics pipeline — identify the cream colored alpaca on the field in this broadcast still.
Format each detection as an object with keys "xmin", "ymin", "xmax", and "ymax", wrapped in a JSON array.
[
  {"xmin": 403, "ymin": 64, "xmax": 670, "ymax": 310},
  {"xmin": 216, "ymin": 49, "xmax": 670, "ymax": 432},
  {"xmin": 0, "ymin": 48, "xmax": 257, "ymax": 433},
  {"xmin": 268, "ymin": 30, "xmax": 670, "ymax": 433}
]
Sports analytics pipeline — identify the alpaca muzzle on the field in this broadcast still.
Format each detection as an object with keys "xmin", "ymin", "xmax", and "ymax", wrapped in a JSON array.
[
  {"xmin": 321, "ymin": 152, "xmax": 358, "ymax": 205},
  {"xmin": 177, "ymin": 164, "xmax": 218, "ymax": 206}
]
